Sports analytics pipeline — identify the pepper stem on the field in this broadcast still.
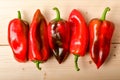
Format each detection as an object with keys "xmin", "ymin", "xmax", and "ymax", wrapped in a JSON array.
[
  {"xmin": 74, "ymin": 55, "xmax": 80, "ymax": 71},
  {"xmin": 53, "ymin": 7, "xmax": 61, "ymax": 21},
  {"xmin": 100, "ymin": 7, "xmax": 110, "ymax": 21},
  {"xmin": 17, "ymin": 11, "xmax": 21, "ymax": 19},
  {"xmin": 33, "ymin": 61, "xmax": 41, "ymax": 70}
]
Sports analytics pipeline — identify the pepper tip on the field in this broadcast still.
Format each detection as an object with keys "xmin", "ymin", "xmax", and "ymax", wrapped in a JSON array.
[
  {"xmin": 76, "ymin": 68, "xmax": 80, "ymax": 71},
  {"xmin": 53, "ymin": 7, "xmax": 57, "ymax": 10},
  {"xmin": 106, "ymin": 7, "xmax": 111, "ymax": 11}
]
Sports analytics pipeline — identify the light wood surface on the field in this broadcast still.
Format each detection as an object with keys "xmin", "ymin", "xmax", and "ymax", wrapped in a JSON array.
[{"xmin": 0, "ymin": 0, "xmax": 120, "ymax": 80}]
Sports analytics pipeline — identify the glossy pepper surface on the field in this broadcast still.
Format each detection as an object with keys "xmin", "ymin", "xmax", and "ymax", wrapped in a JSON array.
[
  {"xmin": 48, "ymin": 7, "xmax": 70, "ymax": 63},
  {"xmin": 8, "ymin": 11, "xmax": 29, "ymax": 62},
  {"xmin": 69, "ymin": 9, "xmax": 89, "ymax": 71},
  {"xmin": 89, "ymin": 7, "xmax": 115, "ymax": 68},
  {"xmin": 29, "ymin": 9, "xmax": 50, "ymax": 70}
]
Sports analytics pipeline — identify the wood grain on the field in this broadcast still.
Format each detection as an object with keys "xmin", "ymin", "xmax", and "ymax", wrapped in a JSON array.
[{"xmin": 0, "ymin": 0, "xmax": 120, "ymax": 80}]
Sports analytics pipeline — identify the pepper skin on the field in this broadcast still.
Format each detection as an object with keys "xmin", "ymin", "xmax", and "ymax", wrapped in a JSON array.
[
  {"xmin": 8, "ymin": 11, "xmax": 29, "ymax": 62},
  {"xmin": 48, "ymin": 7, "xmax": 70, "ymax": 64},
  {"xmin": 69, "ymin": 9, "xmax": 89, "ymax": 71},
  {"xmin": 29, "ymin": 9, "xmax": 50, "ymax": 70},
  {"xmin": 89, "ymin": 7, "xmax": 115, "ymax": 68}
]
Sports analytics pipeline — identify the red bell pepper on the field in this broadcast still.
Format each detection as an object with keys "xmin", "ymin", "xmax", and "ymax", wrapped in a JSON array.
[
  {"xmin": 29, "ymin": 9, "xmax": 50, "ymax": 70},
  {"xmin": 8, "ymin": 11, "xmax": 29, "ymax": 62},
  {"xmin": 69, "ymin": 9, "xmax": 89, "ymax": 71},
  {"xmin": 48, "ymin": 7, "xmax": 70, "ymax": 63},
  {"xmin": 89, "ymin": 7, "xmax": 115, "ymax": 68}
]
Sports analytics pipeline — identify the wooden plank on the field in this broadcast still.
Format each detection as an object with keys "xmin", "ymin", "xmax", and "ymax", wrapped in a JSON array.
[
  {"xmin": 0, "ymin": 44, "xmax": 119, "ymax": 80},
  {"xmin": 0, "ymin": 0, "xmax": 120, "ymax": 45}
]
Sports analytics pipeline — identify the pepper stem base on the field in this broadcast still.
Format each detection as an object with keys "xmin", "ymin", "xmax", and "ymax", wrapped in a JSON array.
[
  {"xmin": 33, "ymin": 61, "xmax": 41, "ymax": 70},
  {"xmin": 74, "ymin": 55, "xmax": 80, "ymax": 71},
  {"xmin": 100, "ymin": 7, "xmax": 110, "ymax": 21}
]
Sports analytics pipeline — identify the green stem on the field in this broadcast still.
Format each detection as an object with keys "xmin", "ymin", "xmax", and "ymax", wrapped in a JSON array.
[
  {"xmin": 74, "ymin": 55, "xmax": 80, "ymax": 71},
  {"xmin": 17, "ymin": 11, "xmax": 21, "ymax": 19},
  {"xmin": 100, "ymin": 7, "xmax": 110, "ymax": 21},
  {"xmin": 33, "ymin": 61, "xmax": 41, "ymax": 70},
  {"xmin": 53, "ymin": 7, "xmax": 61, "ymax": 21}
]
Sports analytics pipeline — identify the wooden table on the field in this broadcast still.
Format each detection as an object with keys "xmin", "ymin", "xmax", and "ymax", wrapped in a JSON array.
[{"xmin": 0, "ymin": 0, "xmax": 120, "ymax": 80}]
